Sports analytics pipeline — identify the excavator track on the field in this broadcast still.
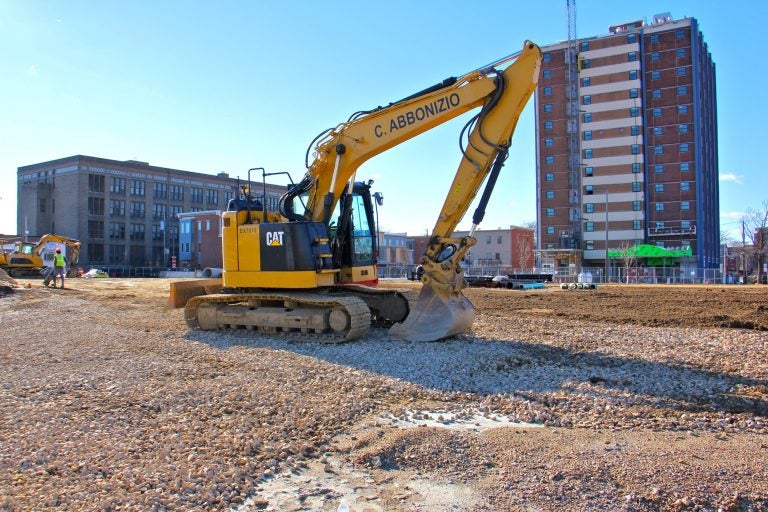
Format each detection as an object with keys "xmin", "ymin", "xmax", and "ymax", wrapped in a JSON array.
[{"xmin": 184, "ymin": 291, "xmax": 371, "ymax": 342}]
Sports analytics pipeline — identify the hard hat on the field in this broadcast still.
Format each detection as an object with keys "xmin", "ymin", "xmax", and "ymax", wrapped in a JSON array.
[{"xmin": 56, "ymin": 248, "xmax": 62, "ymax": 253}]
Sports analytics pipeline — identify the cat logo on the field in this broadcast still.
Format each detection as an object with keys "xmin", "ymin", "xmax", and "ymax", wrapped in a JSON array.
[{"xmin": 265, "ymin": 231, "xmax": 285, "ymax": 247}]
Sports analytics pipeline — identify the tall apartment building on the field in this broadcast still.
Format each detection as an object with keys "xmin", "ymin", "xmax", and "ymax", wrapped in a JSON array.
[
  {"xmin": 535, "ymin": 15, "xmax": 719, "ymax": 271},
  {"xmin": 17, "ymin": 155, "xmax": 286, "ymax": 268}
]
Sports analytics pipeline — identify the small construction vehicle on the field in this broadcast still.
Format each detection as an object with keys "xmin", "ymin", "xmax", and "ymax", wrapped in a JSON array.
[
  {"xmin": 171, "ymin": 41, "xmax": 541, "ymax": 342},
  {"xmin": 0, "ymin": 234, "xmax": 81, "ymax": 278}
]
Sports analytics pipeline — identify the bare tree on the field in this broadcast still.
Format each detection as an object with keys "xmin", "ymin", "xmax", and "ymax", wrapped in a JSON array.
[
  {"xmin": 742, "ymin": 201, "xmax": 768, "ymax": 284},
  {"xmin": 617, "ymin": 241, "xmax": 639, "ymax": 284},
  {"xmin": 515, "ymin": 234, "xmax": 533, "ymax": 271}
]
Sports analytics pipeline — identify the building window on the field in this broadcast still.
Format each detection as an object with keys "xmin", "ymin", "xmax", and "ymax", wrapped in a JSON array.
[
  {"xmin": 584, "ymin": 131, "xmax": 592, "ymax": 141},
  {"xmin": 680, "ymin": 201, "xmax": 690, "ymax": 211},
  {"xmin": 583, "ymin": 112, "xmax": 592, "ymax": 123},
  {"xmin": 585, "ymin": 166, "xmax": 593, "ymax": 176},
  {"xmin": 206, "ymin": 189, "xmax": 218, "ymax": 205},
  {"xmin": 655, "ymin": 203, "xmax": 665, "ymax": 211},
  {"xmin": 627, "ymin": 33, "xmax": 636, "ymax": 44},
  {"xmin": 677, "ymin": 86, "xmax": 688, "ymax": 96},
  {"xmin": 191, "ymin": 187, "xmax": 204, "ymax": 203},
  {"xmin": 110, "ymin": 177, "xmax": 126, "ymax": 195},
  {"xmin": 632, "ymin": 182, "xmax": 641, "ymax": 192},
  {"xmin": 545, "ymin": 138, "xmax": 553, "ymax": 147},
  {"xmin": 88, "ymin": 220, "xmax": 104, "ymax": 239},
  {"xmin": 680, "ymin": 143, "xmax": 689, "ymax": 153},
  {"xmin": 88, "ymin": 197, "xmax": 105, "ymax": 215},
  {"xmin": 544, "ymin": 103, "xmax": 553, "ymax": 113},
  {"xmin": 543, "ymin": 86, "xmax": 553, "ymax": 96},
  {"xmin": 545, "ymin": 155, "xmax": 555, "ymax": 164},
  {"xmin": 676, "ymin": 48, "xmax": 686, "ymax": 58},
  {"xmin": 585, "ymin": 221, "xmax": 594, "ymax": 232},
  {"xmin": 581, "ymin": 41, "xmax": 589, "ymax": 51},
  {"xmin": 632, "ymin": 163, "xmax": 641, "ymax": 173},
  {"xmin": 546, "ymin": 191, "xmax": 555, "ymax": 200},
  {"xmin": 655, "ymin": 221, "xmax": 665, "ymax": 230},
  {"xmin": 630, "ymin": 107, "xmax": 639, "ymax": 117},
  {"xmin": 546, "ymin": 226, "xmax": 555, "ymax": 235},
  {"xmin": 677, "ymin": 66, "xmax": 687, "ymax": 76},
  {"xmin": 545, "ymin": 172, "xmax": 554, "ymax": 182},
  {"xmin": 678, "ymin": 104, "xmax": 688, "ymax": 114},
  {"xmin": 651, "ymin": 70, "xmax": 661, "ymax": 80},
  {"xmin": 627, "ymin": 51, "xmax": 637, "ymax": 62},
  {"xmin": 651, "ymin": 52, "xmax": 660, "ymax": 62},
  {"xmin": 631, "ymin": 125, "xmax": 640, "ymax": 136},
  {"xmin": 582, "ymin": 95, "xmax": 591, "ymax": 105},
  {"xmin": 654, "ymin": 164, "xmax": 664, "ymax": 173},
  {"xmin": 654, "ymin": 145, "xmax": 663, "ymax": 155},
  {"xmin": 680, "ymin": 162, "xmax": 689, "ymax": 172},
  {"xmin": 629, "ymin": 88, "xmax": 639, "ymax": 99},
  {"xmin": 546, "ymin": 208, "xmax": 555, "ymax": 217},
  {"xmin": 581, "ymin": 77, "xmax": 591, "ymax": 87},
  {"xmin": 585, "ymin": 240, "xmax": 594, "ymax": 250},
  {"xmin": 109, "ymin": 222, "xmax": 125, "ymax": 240},
  {"xmin": 585, "ymin": 185, "xmax": 594, "ymax": 194},
  {"xmin": 544, "ymin": 120, "xmax": 553, "ymax": 130},
  {"xmin": 109, "ymin": 199, "xmax": 125, "ymax": 217},
  {"xmin": 153, "ymin": 182, "xmax": 167, "ymax": 200},
  {"xmin": 170, "ymin": 185, "xmax": 184, "ymax": 201},
  {"xmin": 652, "ymin": 89, "xmax": 661, "ymax": 99},
  {"xmin": 543, "ymin": 69, "xmax": 552, "ymax": 79},
  {"xmin": 679, "ymin": 124, "xmax": 689, "ymax": 134},
  {"xmin": 633, "ymin": 220, "xmax": 642, "ymax": 230},
  {"xmin": 584, "ymin": 149, "xmax": 593, "ymax": 159},
  {"xmin": 681, "ymin": 220, "xmax": 691, "ymax": 230},
  {"xmin": 653, "ymin": 107, "xmax": 662, "ymax": 117},
  {"xmin": 153, "ymin": 203, "xmax": 167, "ymax": 220},
  {"xmin": 631, "ymin": 144, "xmax": 640, "ymax": 155},
  {"xmin": 130, "ymin": 180, "xmax": 145, "ymax": 196},
  {"xmin": 676, "ymin": 29, "xmax": 685, "ymax": 40},
  {"xmin": 585, "ymin": 203, "xmax": 594, "ymax": 213},
  {"xmin": 130, "ymin": 223, "xmax": 146, "ymax": 241},
  {"xmin": 650, "ymin": 34, "xmax": 659, "ymax": 44},
  {"xmin": 652, "ymin": 126, "xmax": 662, "ymax": 136},
  {"xmin": 632, "ymin": 200, "xmax": 641, "ymax": 211},
  {"xmin": 581, "ymin": 58, "xmax": 590, "ymax": 69},
  {"xmin": 655, "ymin": 183, "xmax": 665, "ymax": 192},
  {"xmin": 130, "ymin": 201, "xmax": 145, "ymax": 218},
  {"xmin": 628, "ymin": 70, "xmax": 638, "ymax": 80},
  {"xmin": 681, "ymin": 182, "xmax": 690, "ymax": 192},
  {"xmin": 88, "ymin": 174, "xmax": 105, "ymax": 193},
  {"xmin": 543, "ymin": 53, "xmax": 551, "ymax": 63}
]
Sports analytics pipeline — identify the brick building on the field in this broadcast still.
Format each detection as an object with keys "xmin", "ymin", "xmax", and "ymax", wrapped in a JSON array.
[
  {"xmin": 535, "ymin": 15, "xmax": 719, "ymax": 271},
  {"xmin": 17, "ymin": 155, "xmax": 285, "ymax": 269}
]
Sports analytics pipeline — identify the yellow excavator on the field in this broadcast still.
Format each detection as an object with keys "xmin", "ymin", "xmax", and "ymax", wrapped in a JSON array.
[
  {"xmin": 172, "ymin": 41, "xmax": 541, "ymax": 342},
  {"xmin": 0, "ymin": 234, "xmax": 82, "ymax": 278}
]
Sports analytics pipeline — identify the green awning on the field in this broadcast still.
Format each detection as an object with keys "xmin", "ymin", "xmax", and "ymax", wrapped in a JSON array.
[{"xmin": 607, "ymin": 244, "xmax": 691, "ymax": 266}]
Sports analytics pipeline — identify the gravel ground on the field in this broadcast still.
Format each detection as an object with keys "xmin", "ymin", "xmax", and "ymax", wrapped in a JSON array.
[{"xmin": 0, "ymin": 278, "xmax": 766, "ymax": 511}]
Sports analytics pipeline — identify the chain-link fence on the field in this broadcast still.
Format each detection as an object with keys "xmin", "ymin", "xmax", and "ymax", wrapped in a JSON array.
[{"xmin": 380, "ymin": 263, "xmax": 731, "ymax": 285}]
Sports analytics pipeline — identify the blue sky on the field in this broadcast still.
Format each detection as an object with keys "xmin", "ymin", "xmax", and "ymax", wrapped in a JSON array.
[{"xmin": 0, "ymin": 0, "xmax": 763, "ymax": 241}]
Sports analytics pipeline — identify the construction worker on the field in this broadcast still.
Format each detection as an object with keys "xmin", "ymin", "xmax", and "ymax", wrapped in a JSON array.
[{"xmin": 52, "ymin": 248, "xmax": 67, "ymax": 289}]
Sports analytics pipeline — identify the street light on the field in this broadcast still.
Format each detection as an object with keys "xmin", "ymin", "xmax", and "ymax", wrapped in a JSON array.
[{"xmin": 603, "ymin": 189, "xmax": 609, "ymax": 282}]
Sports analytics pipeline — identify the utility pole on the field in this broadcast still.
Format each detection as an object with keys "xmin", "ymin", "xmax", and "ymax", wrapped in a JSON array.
[
  {"xmin": 742, "ymin": 218, "xmax": 746, "ymax": 284},
  {"xmin": 604, "ymin": 189, "xmax": 609, "ymax": 282}
]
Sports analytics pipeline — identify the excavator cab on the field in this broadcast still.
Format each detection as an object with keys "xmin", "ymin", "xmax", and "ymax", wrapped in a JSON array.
[{"xmin": 330, "ymin": 181, "xmax": 378, "ymax": 286}]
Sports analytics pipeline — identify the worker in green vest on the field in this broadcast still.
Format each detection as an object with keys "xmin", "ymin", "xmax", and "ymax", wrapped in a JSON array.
[{"xmin": 52, "ymin": 248, "xmax": 67, "ymax": 289}]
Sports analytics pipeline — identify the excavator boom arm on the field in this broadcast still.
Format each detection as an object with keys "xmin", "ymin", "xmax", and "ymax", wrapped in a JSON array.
[{"xmin": 302, "ymin": 42, "xmax": 541, "ymax": 225}]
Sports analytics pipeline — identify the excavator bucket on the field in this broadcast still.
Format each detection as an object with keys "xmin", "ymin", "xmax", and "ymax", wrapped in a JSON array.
[
  {"xmin": 168, "ymin": 278, "xmax": 223, "ymax": 308},
  {"xmin": 389, "ymin": 282, "xmax": 475, "ymax": 342}
]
